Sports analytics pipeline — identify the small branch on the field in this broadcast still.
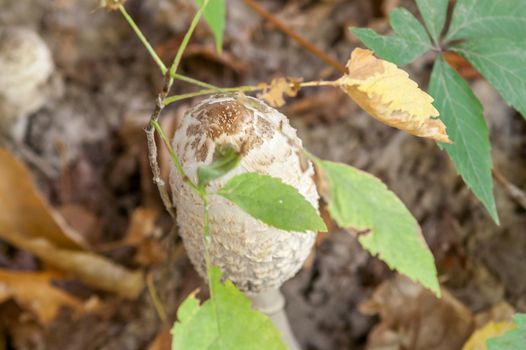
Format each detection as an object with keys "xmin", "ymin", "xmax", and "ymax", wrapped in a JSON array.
[
  {"xmin": 243, "ymin": 0, "xmax": 345, "ymax": 74},
  {"xmin": 169, "ymin": 0, "xmax": 209, "ymax": 77},
  {"xmin": 145, "ymin": 126, "xmax": 175, "ymax": 218},
  {"xmin": 493, "ymin": 168, "xmax": 526, "ymax": 211},
  {"xmin": 119, "ymin": 5, "xmax": 168, "ymax": 75}
]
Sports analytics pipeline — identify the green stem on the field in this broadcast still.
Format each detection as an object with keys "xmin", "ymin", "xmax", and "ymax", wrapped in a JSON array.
[
  {"xmin": 118, "ymin": 5, "xmax": 168, "ymax": 75},
  {"xmin": 173, "ymin": 73, "xmax": 222, "ymax": 91},
  {"xmin": 164, "ymin": 80, "xmax": 336, "ymax": 106},
  {"xmin": 151, "ymin": 120, "xmax": 200, "ymax": 194},
  {"xmin": 169, "ymin": 0, "xmax": 209, "ymax": 77},
  {"xmin": 201, "ymin": 193, "xmax": 214, "ymax": 292}
]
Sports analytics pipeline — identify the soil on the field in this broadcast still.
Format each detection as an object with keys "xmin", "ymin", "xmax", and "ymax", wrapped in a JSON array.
[{"xmin": 1, "ymin": 0, "xmax": 525, "ymax": 349}]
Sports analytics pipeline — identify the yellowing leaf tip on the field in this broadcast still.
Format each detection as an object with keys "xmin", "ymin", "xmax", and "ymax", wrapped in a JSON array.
[{"xmin": 338, "ymin": 48, "xmax": 451, "ymax": 143}]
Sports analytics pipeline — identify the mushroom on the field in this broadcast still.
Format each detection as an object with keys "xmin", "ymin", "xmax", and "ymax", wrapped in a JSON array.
[
  {"xmin": 170, "ymin": 94, "xmax": 319, "ymax": 349},
  {"xmin": 0, "ymin": 27, "xmax": 54, "ymax": 140}
]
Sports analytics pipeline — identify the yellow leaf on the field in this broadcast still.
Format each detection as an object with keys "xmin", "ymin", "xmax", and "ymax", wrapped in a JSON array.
[
  {"xmin": 337, "ymin": 48, "xmax": 451, "ymax": 143},
  {"xmin": 258, "ymin": 77, "xmax": 303, "ymax": 107},
  {"xmin": 0, "ymin": 269, "xmax": 83, "ymax": 324},
  {"xmin": 462, "ymin": 321, "xmax": 516, "ymax": 350}
]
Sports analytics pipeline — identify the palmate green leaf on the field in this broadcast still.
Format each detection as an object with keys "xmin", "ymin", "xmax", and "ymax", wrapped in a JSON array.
[
  {"xmin": 172, "ymin": 267, "xmax": 287, "ymax": 350},
  {"xmin": 415, "ymin": 0, "xmax": 449, "ymax": 43},
  {"xmin": 487, "ymin": 314, "xmax": 526, "ymax": 350},
  {"xmin": 445, "ymin": 0, "xmax": 526, "ymax": 42},
  {"xmin": 196, "ymin": 0, "xmax": 226, "ymax": 52},
  {"xmin": 197, "ymin": 145, "xmax": 240, "ymax": 188},
  {"xmin": 453, "ymin": 39, "xmax": 526, "ymax": 119},
  {"xmin": 351, "ymin": 8, "xmax": 432, "ymax": 66},
  {"xmin": 429, "ymin": 57, "xmax": 498, "ymax": 223},
  {"xmin": 218, "ymin": 173, "xmax": 327, "ymax": 232},
  {"xmin": 313, "ymin": 158, "xmax": 440, "ymax": 296}
]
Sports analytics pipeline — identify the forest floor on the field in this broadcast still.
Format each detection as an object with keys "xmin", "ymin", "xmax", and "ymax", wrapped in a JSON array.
[{"xmin": 1, "ymin": 0, "xmax": 525, "ymax": 349}]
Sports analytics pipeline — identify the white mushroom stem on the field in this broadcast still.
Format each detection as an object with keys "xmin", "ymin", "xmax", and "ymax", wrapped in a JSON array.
[{"xmin": 249, "ymin": 289, "xmax": 301, "ymax": 350}]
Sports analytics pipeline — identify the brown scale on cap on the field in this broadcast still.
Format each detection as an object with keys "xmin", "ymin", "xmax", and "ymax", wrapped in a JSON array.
[{"xmin": 185, "ymin": 97, "xmax": 277, "ymax": 161}]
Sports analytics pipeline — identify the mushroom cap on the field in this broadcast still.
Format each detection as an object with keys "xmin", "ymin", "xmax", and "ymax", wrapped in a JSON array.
[
  {"xmin": 0, "ymin": 27, "xmax": 54, "ymax": 129},
  {"xmin": 170, "ymin": 94, "xmax": 318, "ymax": 294}
]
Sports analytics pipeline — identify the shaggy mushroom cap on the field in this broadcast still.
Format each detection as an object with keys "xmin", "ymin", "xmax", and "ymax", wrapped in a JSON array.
[
  {"xmin": 0, "ymin": 27, "xmax": 54, "ymax": 135},
  {"xmin": 170, "ymin": 94, "xmax": 318, "ymax": 294}
]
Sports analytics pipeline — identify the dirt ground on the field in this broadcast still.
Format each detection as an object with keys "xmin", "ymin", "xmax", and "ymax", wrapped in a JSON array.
[{"xmin": 1, "ymin": 0, "xmax": 525, "ymax": 349}]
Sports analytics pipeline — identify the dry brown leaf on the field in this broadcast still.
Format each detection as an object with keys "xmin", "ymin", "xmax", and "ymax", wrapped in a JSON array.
[
  {"xmin": 462, "ymin": 321, "xmax": 516, "ymax": 350},
  {"xmin": 147, "ymin": 327, "xmax": 171, "ymax": 350},
  {"xmin": 0, "ymin": 148, "xmax": 87, "ymax": 249},
  {"xmin": 0, "ymin": 269, "xmax": 82, "ymax": 324},
  {"xmin": 337, "ymin": 48, "xmax": 451, "ymax": 143},
  {"xmin": 258, "ymin": 77, "xmax": 303, "ymax": 107},
  {"xmin": 362, "ymin": 275, "xmax": 473, "ymax": 350},
  {"xmin": 0, "ymin": 230, "xmax": 144, "ymax": 299}
]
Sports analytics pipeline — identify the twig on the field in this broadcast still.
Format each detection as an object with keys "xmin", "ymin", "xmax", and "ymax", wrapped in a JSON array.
[
  {"xmin": 243, "ymin": 0, "xmax": 346, "ymax": 74},
  {"xmin": 146, "ymin": 125, "xmax": 175, "ymax": 218},
  {"xmin": 493, "ymin": 168, "xmax": 526, "ymax": 211}
]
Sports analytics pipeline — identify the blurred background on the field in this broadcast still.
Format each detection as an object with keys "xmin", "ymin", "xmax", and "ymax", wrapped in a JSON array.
[{"xmin": 0, "ymin": 0, "xmax": 525, "ymax": 349}]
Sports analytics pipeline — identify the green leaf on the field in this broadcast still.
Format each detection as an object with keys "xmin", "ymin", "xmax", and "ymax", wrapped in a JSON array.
[
  {"xmin": 350, "ymin": 8, "xmax": 432, "ymax": 66},
  {"xmin": 196, "ymin": 0, "xmax": 226, "ymax": 52},
  {"xmin": 487, "ymin": 314, "xmax": 526, "ymax": 350},
  {"xmin": 198, "ymin": 145, "xmax": 241, "ymax": 188},
  {"xmin": 172, "ymin": 267, "xmax": 287, "ymax": 350},
  {"xmin": 429, "ymin": 57, "xmax": 498, "ymax": 223},
  {"xmin": 445, "ymin": 0, "xmax": 526, "ymax": 42},
  {"xmin": 217, "ymin": 173, "xmax": 327, "ymax": 232},
  {"xmin": 313, "ymin": 158, "xmax": 440, "ymax": 296},
  {"xmin": 415, "ymin": 0, "xmax": 449, "ymax": 43},
  {"xmin": 453, "ymin": 39, "xmax": 526, "ymax": 119}
]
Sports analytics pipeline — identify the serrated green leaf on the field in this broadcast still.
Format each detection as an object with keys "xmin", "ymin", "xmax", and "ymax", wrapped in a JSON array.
[
  {"xmin": 313, "ymin": 158, "xmax": 440, "ymax": 296},
  {"xmin": 172, "ymin": 267, "xmax": 287, "ymax": 350},
  {"xmin": 198, "ymin": 145, "xmax": 241, "ymax": 188},
  {"xmin": 487, "ymin": 314, "xmax": 526, "ymax": 350},
  {"xmin": 217, "ymin": 172, "xmax": 327, "ymax": 232},
  {"xmin": 453, "ymin": 39, "xmax": 526, "ymax": 119},
  {"xmin": 429, "ymin": 57, "xmax": 498, "ymax": 223},
  {"xmin": 350, "ymin": 8, "xmax": 432, "ymax": 66},
  {"xmin": 445, "ymin": 0, "xmax": 526, "ymax": 42},
  {"xmin": 196, "ymin": 0, "xmax": 226, "ymax": 52},
  {"xmin": 415, "ymin": 0, "xmax": 449, "ymax": 43}
]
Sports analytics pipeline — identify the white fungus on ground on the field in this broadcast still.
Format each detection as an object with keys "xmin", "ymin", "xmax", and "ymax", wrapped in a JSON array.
[
  {"xmin": 0, "ymin": 27, "xmax": 54, "ymax": 138},
  {"xmin": 170, "ymin": 94, "xmax": 319, "ymax": 294}
]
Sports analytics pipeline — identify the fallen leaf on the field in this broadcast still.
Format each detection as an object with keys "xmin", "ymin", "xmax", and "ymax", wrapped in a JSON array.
[
  {"xmin": 0, "ymin": 230, "xmax": 144, "ymax": 299},
  {"xmin": 0, "ymin": 269, "xmax": 82, "ymax": 324},
  {"xmin": 361, "ymin": 275, "xmax": 473, "ymax": 350},
  {"xmin": 462, "ymin": 322, "xmax": 516, "ymax": 350},
  {"xmin": 258, "ymin": 77, "xmax": 303, "ymax": 107},
  {"xmin": 0, "ymin": 148, "xmax": 87, "ymax": 249},
  {"xmin": 147, "ymin": 327, "xmax": 171, "ymax": 350},
  {"xmin": 336, "ymin": 48, "xmax": 451, "ymax": 143}
]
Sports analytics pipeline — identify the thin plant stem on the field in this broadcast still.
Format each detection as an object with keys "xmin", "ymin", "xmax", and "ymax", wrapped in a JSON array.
[
  {"xmin": 173, "ymin": 73, "xmax": 222, "ymax": 91},
  {"xmin": 151, "ymin": 120, "xmax": 200, "ymax": 195},
  {"xmin": 119, "ymin": 5, "xmax": 168, "ymax": 75},
  {"xmin": 164, "ymin": 80, "xmax": 337, "ymax": 105},
  {"xmin": 201, "ymin": 194, "xmax": 214, "ymax": 291},
  {"xmin": 170, "ymin": 0, "xmax": 209, "ymax": 77}
]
